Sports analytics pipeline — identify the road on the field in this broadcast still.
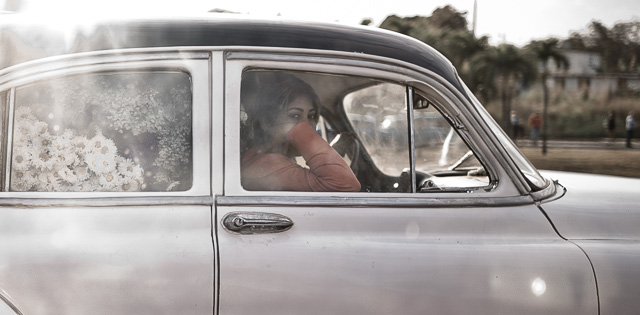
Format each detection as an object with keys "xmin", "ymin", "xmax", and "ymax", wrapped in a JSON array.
[{"xmin": 515, "ymin": 138, "xmax": 639, "ymax": 151}]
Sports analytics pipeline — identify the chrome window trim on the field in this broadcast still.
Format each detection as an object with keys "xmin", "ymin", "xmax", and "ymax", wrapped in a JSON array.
[
  {"xmin": 223, "ymin": 48, "xmax": 534, "ymax": 195},
  {"xmin": 0, "ymin": 50, "xmax": 211, "ymax": 87},
  {"xmin": 224, "ymin": 52, "xmax": 523, "ymax": 199},
  {"xmin": 406, "ymin": 86, "xmax": 417, "ymax": 193},
  {"xmin": 3, "ymin": 88, "xmax": 14, "ymax": 189},
  {"xmin": 210, "ymin": 51, "xmax": 225, "ymax": 197},
  {"xmin": 0, "ymin": 196, "xmax": 213, "ymax": 208},
  {"xmin": 216, "ymin": 195, "xmax": 535, "ymax": 208},
  {"xmin": 0, "ymin": 54, "xmax": 211, "ymax": 197}
]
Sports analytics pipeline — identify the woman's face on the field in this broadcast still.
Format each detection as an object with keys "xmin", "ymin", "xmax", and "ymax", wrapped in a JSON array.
[{"xmin": 267, "ymin": 95, "xmax": 318, "ymax": 150}]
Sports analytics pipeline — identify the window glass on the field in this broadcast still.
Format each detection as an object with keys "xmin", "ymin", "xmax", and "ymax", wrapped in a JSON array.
[
  {"xmin": 344, "ymin": 83, "xmax": 410, "ymax": 176},
  {"xmin": 240, "ymin": 70, "xmax": 365, "ymax": 192},
  {"xmin": 11, "ymin": 71, "xmax": 193, "ymax": 192},
  {"xmin": 412, "ymin": 96, "xmax": 489, "ymax": 191},
  {"xmin": 238, "ymin": 69, "xmax": 488, "ymax": 194}
]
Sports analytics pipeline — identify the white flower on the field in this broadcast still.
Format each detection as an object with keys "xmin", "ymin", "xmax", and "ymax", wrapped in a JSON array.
[
  {"xmin": 35, "ymin": 172, "xmax": 61, "ymax": 191},
  {"xmin": 117, "ymin": 158, "xmax": 143, "ymax": 178},
  {"xmin": 57, "ymin": 167, "xmax": 78, "ymax": 184},
  {"xmin": 98, "ymin": 138, "xmax": 118, "ymax": 156},
  {"xmin": 30, "ymin": 149, "xmax": 55, "ymax": 170},
  {"xmin": 87, "ymin": 132, "xmax": 114, "ymax": 154},
  {"xmin": 72, "ymin": 164, "xmax": 91, "ymax": 182},
  {"xmin": 86, "ymin": 152, "xmax": 117, "ymax": 174},
  {"xmin": 120, "ymin": 177, "xmax": 141, "ymax": 191},
  {"xmin": 11, "ymin": 147, "xmax": 32, "ymax": 171},
  {"xmin": 11, "ymin": 171, "xmax": 35, "ymax": 191},
  {"xmin": 73, "ymin": 136, "xmax": 89, "ymax": 153},
  {"xmin": 99, "ymin": 172, "xmax": 120, "ymax": 190}
]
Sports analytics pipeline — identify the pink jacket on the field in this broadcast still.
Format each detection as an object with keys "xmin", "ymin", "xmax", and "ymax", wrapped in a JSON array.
[{"xmin": 241, "ymin": 122, "xmax": 361, "ymax": 192}]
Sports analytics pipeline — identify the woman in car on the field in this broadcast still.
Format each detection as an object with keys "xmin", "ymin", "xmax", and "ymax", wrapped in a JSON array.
[{"xmin": 240, "ymin": 72, "xmax": 360, "ymax": 192}]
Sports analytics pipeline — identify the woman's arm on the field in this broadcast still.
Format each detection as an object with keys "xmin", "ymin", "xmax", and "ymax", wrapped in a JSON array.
[
  {"xmin": 285, "ymin": 122, "xmax": 361, "ymax": 192},
  {"xmin": 241, "ymin": 122, "xmax": 360, "ymax": 192}
]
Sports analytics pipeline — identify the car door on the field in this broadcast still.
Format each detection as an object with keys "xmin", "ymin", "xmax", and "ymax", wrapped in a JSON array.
[
  {"xmin": 217, "ymin": 51, "xmax": 598, "ymax": 315},
  {"xmin": 0, "ymin": 52, "xmax": 214, "ymax": 315}
]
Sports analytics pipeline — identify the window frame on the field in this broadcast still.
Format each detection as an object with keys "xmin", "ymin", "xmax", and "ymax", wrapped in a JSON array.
[
  {"xmin": 224, "ymin": 50, "xmax": 525, "ymax": 201},
  {"xmin": 0, "ymin": 52, "xmax": 211, "ymax": 197}
]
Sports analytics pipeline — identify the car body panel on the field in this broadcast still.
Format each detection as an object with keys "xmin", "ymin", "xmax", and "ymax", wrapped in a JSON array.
[
  {"xmin": 0, "ymin": 202, "xmax": 214, "ymax": 315},
  {"xmin": 540, "ymin": 171, "xmax": 640, "ymax": 240},
  {"xmin": 574, "ymin": 241, "xmax": 640, "ymax": 315},
  {"xmin": 216, "ymin": 203, "xmax": 597, "ymax": 314},
  {"xmin": 539, "ymin": 171, "xmax": 640, "ymax": 315}
]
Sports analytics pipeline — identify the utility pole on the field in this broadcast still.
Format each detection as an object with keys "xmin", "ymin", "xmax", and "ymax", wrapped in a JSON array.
[{"xmin": 472, "ymin": 0, "xmax": 477, "ymax": 35}]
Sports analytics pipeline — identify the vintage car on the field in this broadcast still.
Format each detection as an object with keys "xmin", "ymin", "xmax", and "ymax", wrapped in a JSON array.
[{"xmin": 0, "ymin": 13, "xmax": 639, "ymax": 315}]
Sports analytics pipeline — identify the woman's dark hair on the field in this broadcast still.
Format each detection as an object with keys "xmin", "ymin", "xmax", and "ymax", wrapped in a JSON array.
[{"xmin": 240, "ymin": 71, "xmax": 321, "ymax": 152}]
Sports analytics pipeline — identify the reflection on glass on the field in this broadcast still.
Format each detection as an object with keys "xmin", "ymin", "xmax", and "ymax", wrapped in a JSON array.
[{"xmin": 11, "ymin": 72, "xmax": 193, "ymax": 192}]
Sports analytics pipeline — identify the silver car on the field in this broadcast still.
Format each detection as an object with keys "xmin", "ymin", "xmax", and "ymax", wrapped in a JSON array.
[{"xmin": 0, "ymin": 14, "xmax": 638, "ymax": 315}]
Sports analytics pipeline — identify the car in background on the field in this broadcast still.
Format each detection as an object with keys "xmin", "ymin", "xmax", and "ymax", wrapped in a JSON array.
[{"xmin": 0, "ymin": 13, "xmax": 639, "ymax": 315}]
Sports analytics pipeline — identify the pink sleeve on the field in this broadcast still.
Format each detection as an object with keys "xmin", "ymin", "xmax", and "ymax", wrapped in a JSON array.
[{"xmin": 284, "ymin": 122, "xmax": 361, "ymax": 192}]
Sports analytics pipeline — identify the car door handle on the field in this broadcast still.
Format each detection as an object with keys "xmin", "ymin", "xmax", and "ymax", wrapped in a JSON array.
[{"xmin": 222, "ymin": 212, "xmax": 294, "ymax": 234}]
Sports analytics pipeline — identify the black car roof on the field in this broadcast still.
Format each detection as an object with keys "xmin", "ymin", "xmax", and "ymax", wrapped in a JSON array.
[{"xmin": 0, "ymin": 15, "xmax": 464, "ymax": 93}]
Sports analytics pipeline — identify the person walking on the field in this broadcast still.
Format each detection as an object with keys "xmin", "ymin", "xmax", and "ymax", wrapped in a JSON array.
[
  {"xmin": 528, "ymin": 112, "xmax": 542, "ymax": 146},
  {"xmin": 626, "ymin": 111, "xmax": 635, "ymax": 148},
  {"xmin": 510, "ymin": 110, "xmax": 519, "ymax": 141},
  {"xmin": 606, "ymin": 110, "xmax": 616, "ymax": 143}
]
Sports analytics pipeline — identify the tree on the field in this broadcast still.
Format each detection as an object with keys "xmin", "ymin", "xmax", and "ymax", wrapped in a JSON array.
[
  {"xmin": 579, "ymin": 20, "xmax": 640, "ymax": 73},
  {"xmin": 468, "ymin": 44, "xmax": 537, "ymax": 131},
  {"xmin": 379, "ymin": 6, "xmax": 488, "ymax": 81},
  {"xmin": 526, "ymin": 38, "xmax": 569, "ymax": 155},
  {"xmin": 426, "ymin": 5, "xmax": 469, "ymax": 31}
]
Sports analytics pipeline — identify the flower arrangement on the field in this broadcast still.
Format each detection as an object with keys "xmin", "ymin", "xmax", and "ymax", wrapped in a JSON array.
[
  {"xmin": 11, "ymin": 107, "xmax": 145, "ymax": 192},
  {"xmin": 11, "ymin": 72, "xmax": 193, "ymax": 192}
]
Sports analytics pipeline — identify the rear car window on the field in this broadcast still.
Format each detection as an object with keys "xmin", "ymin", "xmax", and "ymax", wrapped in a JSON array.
[{"xmin": 10, "ymin": 71, "xmax": 193, "ymax": 192}]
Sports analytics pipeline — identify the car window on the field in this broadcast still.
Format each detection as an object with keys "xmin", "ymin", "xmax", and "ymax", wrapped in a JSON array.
[
  {"xmin": 10, "ymin": 71, "xmax": 193, "ymax": 192},
  {"xmin": 344, "ymin": 85, "xmax": 490, "ymax": 192},
  {"xmin": 411, "ymin": 96, "xmax": 489, "ymax": 191},
  {"xmin": 238, "ymin": 69, "xmax": 489, "ymax": 193}
]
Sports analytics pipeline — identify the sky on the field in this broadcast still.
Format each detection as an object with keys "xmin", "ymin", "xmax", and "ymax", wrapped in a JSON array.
[{"xmin": 2, "ymin": 0, "xmax": 640, "ymax": 46}]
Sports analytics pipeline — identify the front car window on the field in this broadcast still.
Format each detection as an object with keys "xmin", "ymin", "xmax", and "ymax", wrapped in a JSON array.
[
  {"xmin": 10, "ymin": 71, "xmax": 193, "ymax": 192},
  {"xmin": 344, "ymin": 84, "xmax": 489, "ymax": 192}
]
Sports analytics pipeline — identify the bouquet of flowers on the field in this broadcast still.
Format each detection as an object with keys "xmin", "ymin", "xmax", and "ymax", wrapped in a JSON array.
[{"xmin": 11, "ymin": 107, "xmax": 145, "ymax": 192}]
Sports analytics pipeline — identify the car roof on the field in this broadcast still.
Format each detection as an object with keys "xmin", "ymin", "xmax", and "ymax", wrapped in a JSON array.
[{"xmin": 0, "ymin": 14, "xmax": 463, "ymax": 93}]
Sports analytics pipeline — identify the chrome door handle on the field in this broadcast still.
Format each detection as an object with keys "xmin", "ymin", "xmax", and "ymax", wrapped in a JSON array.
[{"xmin": 222, "ymin": 212, "xmax": 294, "ymax": 234}]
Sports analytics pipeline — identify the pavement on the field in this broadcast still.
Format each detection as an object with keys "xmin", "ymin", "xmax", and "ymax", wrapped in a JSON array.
[{"xmin": 514, "ymin": 138, "xmax": 640, "ymax": 151}]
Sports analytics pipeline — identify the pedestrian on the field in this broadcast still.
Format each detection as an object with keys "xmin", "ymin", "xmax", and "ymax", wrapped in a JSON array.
[
  {"xmin": 605, "ymin": 110, "xmax": 616, "ymax": 143},
  {"xmin": 528, "ymin": 112, "xmax": 542, "ymax": 146},
  {"xmin": 510, "ymin": 110, "xmax": 519, "ymax": 141},
  {"xmin": 626, "ymin": 111, "xmax": 635, "ymax": 148}
]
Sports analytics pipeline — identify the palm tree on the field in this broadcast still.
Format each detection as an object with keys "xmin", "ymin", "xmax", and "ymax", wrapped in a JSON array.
[
  {"xmin": 469, "ymin": 44, "xmax": 536, "ymax": 132},
  {"xmin": 442, "ymin": 31, "xmax": 489, "ymax": 71},
  {"xmin": 526, "ymin": 38, "xmax": 569, "ymax": 155}
]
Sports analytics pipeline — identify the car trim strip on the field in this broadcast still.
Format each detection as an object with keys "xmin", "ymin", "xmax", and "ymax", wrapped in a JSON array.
[
  {"xmin": 0, "ymin": 196, "xmax": 213, "ymax": 208},
  {"xmin": 216, "ymin": 195, "xmax": 534, "ymax": 208}
]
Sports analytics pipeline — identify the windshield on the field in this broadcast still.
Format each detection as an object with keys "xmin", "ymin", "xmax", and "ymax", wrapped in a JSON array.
[{"xmin": 460, "ymin": 80, "xmax": 548, "ymax": 190}]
